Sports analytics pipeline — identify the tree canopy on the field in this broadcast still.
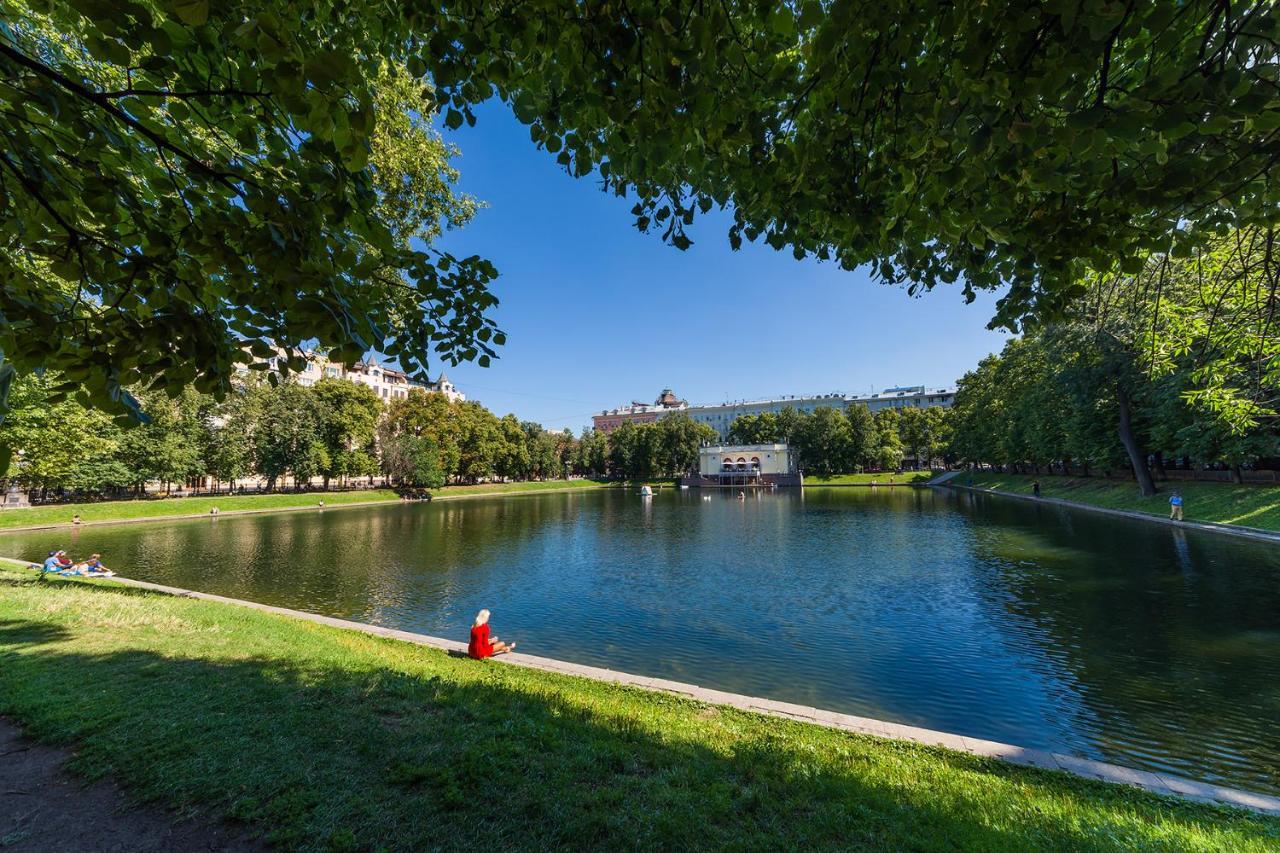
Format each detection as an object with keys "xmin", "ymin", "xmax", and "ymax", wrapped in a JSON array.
[
  {"xmin": 0, "ymin": 0, "xmax": 497, "ymax": 430},
  {"xmin": 4, "ymin": 0, "xmax": 1278, "ymax": 442},
  {"xmin": 412, "ymin": 0, "xmax": 1279, "ymax": 325},
  {"xmin": 949, "ymin": 230, "xmax": 1280, "ymax": 492}
]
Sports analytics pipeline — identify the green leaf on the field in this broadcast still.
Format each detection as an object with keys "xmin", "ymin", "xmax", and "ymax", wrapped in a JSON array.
[{"xmin": 168, "ymin": 0, "xmax": 209, "ymax": 26}]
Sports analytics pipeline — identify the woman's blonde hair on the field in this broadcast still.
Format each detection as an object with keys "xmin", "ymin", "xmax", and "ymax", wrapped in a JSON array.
[{"xmin": 474, "ymin": 609, "xmax": 490, "ymax": 627}]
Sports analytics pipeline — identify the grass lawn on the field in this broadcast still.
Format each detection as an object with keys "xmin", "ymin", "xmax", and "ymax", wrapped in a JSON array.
[
  {"xmin": 0, "ymin": 563, "xmax": 1274, "ymax": 850},
  {"xmin": 804, "ymin": 471, "xmax": 935, "ymax": 486},
  {"xmin": 965, "ymin": 472, "xmax": 1280, "ymax": 533},
  {"xmin": 432, "ymin": 479, "xmax": 614, "ymax": 499},
  {"xmin": 0, "ymin": 480, "xmax": 620, "ymax": 531},
  {"xmin": 0, "ymin": 489, "xmax": 402, "ymax": 530}
]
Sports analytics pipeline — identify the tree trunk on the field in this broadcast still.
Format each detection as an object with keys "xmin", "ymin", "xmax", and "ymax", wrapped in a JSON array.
[
  {"xmin": 1232, "ymin": 464, "xmax": 1244, "ymax": 484},
  {"xmin": 1115, "ymin": 385, "xmax": 1157, "ymax": 497},
  {"xmin": 1151, "ymin": 450, "xmax": 1166, "ymax": 480}
]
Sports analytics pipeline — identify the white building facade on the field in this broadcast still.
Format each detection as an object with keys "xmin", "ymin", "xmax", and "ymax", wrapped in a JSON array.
[
  {"xmin": 685, "ymin": 386, "xmax": 955, "ymax": 438},
  {"xmin": 254, "ymin": 350, "xmax": 464, "ymax": 403}
]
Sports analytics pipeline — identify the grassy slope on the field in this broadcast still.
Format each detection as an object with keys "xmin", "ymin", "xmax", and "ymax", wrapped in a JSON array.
[
  {"xmin": 804, "ymin": 471, "xmax": 934, "ymax": 486},
  {"xmin": 966, "ymin": 472, "xmax": 1280, "ymax": 532},
  {"xmin": 0, "ymin": 480, "xmax": 618, "ymax": 530},
  {"xmin": 0, "ymin": 564, "xmax": 1274, "ymax": 851}
]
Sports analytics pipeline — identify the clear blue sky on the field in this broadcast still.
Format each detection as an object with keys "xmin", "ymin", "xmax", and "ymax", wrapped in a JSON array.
[{"xmin": 429, "ymin": 101, "xmax": 1012, "ymax": 432}]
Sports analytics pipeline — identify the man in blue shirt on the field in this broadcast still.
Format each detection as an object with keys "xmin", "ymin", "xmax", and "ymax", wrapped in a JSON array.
[
  {"xmin": 1169, "ymin": 491, "xmax": 1184, "ymax": 521},
  {"xmin": 41, "ymin": 551, "xmax": 61, "ymax": 572}
]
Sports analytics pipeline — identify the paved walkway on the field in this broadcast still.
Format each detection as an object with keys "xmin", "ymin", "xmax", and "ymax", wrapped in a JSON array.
[
  {"xmin": 945, "ymin": 483, "xmax": 1280, "ymax": 544},
  {"xmin": 73, "ymin": 574, "xmax": 1280, "ymax": 816}
]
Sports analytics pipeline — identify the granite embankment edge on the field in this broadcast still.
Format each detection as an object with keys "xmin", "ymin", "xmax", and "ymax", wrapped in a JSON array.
[
  {"xmin": 11, "ymin": 567, "xmax": 1275, "ymax": 816},
  {"xmin": 942, "ymin": 483, "xmax": 1280, "ymax": 544}
]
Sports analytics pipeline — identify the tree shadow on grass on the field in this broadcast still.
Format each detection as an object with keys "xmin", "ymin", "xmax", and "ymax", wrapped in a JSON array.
[
  {"xmin": 0, "ymin": 619, "xmax": 70, "ymax": 648},
  {"xmin": 0, "ymin": 604, "xmax": 1276, "ymax": 849}
]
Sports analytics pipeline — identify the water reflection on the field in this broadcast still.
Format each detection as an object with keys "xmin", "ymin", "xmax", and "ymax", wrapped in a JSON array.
[{"xmin": 2, "ymin": 488, "xmax": 1277, "ymax": 793}]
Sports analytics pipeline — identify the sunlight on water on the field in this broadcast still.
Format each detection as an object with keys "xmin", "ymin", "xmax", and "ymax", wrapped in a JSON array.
[{"xmin": 4, "ymin": 487, "xmax": 1279, "ymax": 794}]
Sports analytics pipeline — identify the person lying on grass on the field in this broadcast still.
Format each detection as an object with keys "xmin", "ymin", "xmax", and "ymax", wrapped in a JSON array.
[
  {"xmin": 468, "ymin": 609, "xmax": 516, "ymax": 659},
  {"xmin": 72, "ymin": 554, "xmax": 111, "ymax": 576}
]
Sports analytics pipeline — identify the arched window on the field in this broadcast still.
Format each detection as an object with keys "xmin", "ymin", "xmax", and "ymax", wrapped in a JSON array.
[
  {"xmin": 736, "ymin": 457, "xmax": 747, "ymax": 471},
  {"xmin": 722, "ymin": 457, "xmax": 734, "ymax": 471},
  {"xmin": 750, "ymin": 457, "xmax": 761, "ymax": 470}
]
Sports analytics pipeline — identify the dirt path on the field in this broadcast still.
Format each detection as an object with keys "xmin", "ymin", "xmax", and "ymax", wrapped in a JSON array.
[{"xmin": 0, "ymin": 718, "xmax": 264, "ymax": 852}]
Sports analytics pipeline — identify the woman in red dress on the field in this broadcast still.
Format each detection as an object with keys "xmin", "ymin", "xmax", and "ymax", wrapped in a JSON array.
[{"xmin": 468, "ymin": 609, "xmax": 516, "ymax": 659}]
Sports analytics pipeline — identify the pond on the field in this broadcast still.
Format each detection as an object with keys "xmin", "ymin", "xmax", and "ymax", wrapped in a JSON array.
[{"xmin": 3, "ymin": 487, "xmax": 1278, "ymax": 795}]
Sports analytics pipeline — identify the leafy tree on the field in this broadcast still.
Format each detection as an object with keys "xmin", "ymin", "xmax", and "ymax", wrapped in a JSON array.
[
  {"xmin": 844, "ymin": 404, "xmax": 879, "ymax": 471},
  {"xmin": 410, "ymin": 2, "xmax": 1279, "ymax": 329},
  {"xmin": 656, "ymin": 414, "xmax": 717, "ymax": 477},
  {"xmin": 607, "ymin": 421, "xmax": 647, "ymax": 480},
  {"xmin": 382, "ymin": 434, "xmax": 446, "ymax": 489},
  {"xmin": 575, "ymin": 429, "xmax": 609, "ymax": 477},
  {"xmin": 1, "ymin": 3, "xmax": 498, "ymax": 424},
  {"xmin": 205, "ymin": 389, "xmax": 256, "ymax": 490},
  {"xmin": 551, "ymin": 429, "xmax": 577, "ymax": 479},
  {"xmin": 252, "ymin": 382, "xmax": 323, "ymax": 490},
  {"xmin": 793, "ymin": 407, "xmax": 852, "ymax": 478},
  {"xmin": 117, "ymin": 389, "xmax": 205, "ymax": 493},
  {"xmin": 896, "ymin": 408, "xmax": 931, "ymax": 470},
  {"xmin": 494, "ymin": 414, "xmax": 531, "ymax": 481},
  {"xmin": 0, "ymin": 372, "xmax": 121, "ymax": 495},
  {"xmin": 311, "ymin": 378, "xmax": 382, "ymax": 488},
  {"xmin": 380, "ymin": 391, "xmax": 461, "ymax": 482},
  {"xmin": 453, "ymin": 401, "xmax": 503, "ymax": 484},
  {"xmin": 924, "ymin": 407, "xmax": 954, "ymax": 469},
  {"xmin": 521, "ymin": 421, "xmax": 560, "ymax": 480},
  {"xmin": 6, "ymin": 2, "xmax": 1280, "ymax": 438},
  {"xmin": 872, "ymin": 409, "xmax": 905, "ymax": 472}
]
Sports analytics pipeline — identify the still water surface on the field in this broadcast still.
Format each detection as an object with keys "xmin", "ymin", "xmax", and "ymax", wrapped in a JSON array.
[{"xmin": 4, "ymin": 488, "xmax": 1278, "ymax": 793}]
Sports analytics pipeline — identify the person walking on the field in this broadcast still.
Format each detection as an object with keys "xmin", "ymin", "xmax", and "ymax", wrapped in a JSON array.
[
  {"xmin": 1032, "ymin": 480, "xmax": 1041, "ymax": 498},
  {"xmin": 1169, "ymin": 491, "xmax": 1184, "ymax": 521}
]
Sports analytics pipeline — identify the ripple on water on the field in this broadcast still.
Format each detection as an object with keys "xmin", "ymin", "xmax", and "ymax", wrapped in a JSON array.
[{"xmin": 4, "ymin": 487, "xmax": 1280, "ymax": 794}]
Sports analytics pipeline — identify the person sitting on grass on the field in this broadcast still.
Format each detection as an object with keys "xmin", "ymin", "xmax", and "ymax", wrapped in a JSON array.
[
  {"xmin": 74, "ymin": 554, "xmax": 110, "ymax": 576},
  {"xmin": 41, "ymin": 551, "xmax": 61, "ymax": 572},
  {"xmin": 468, "ymin": 609, "xmax": 516, "ymax": 659},
  {"xmin": 55, "ymin": 550, "xmax": 73, "ymax": 570}
]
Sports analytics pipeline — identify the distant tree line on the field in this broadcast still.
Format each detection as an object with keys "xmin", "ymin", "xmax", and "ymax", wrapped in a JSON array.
[
  {"xmin": 948, "ymin": 230, "xmax": 1280, "ymax": 493},
  {"xmin": 726, "ymin": 405, "xmax": 952, "ymax": 477},
  {"xmin": 0, "ymin": 374, "xmax": 722, "ymax": 499}
]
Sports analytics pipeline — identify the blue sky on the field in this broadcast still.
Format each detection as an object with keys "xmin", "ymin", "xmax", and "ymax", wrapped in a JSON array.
[{"xmin": 430, "ymin": 101, "xmax": 1012, "ymax": 431}]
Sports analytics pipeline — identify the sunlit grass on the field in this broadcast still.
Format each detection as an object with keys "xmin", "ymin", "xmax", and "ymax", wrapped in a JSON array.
[
  {"xmin": 0, "ymin": 563, "xmax": 1274, "ymax": 850},
  {"xmin": 966, "ymin": 473, "xmax": 1280, "ymax": 532},
  {"xmin": 0, "ymin": 481, "xmax": 625, "ymax": 530},
  {"xmin": 803, "ymin": 471, "xmax": 934, "ymax": 486}
]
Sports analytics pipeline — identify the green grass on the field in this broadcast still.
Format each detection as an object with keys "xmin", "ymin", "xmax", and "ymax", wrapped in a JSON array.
[
  {"xmin": 0, "ymin": 489, "xmax": 402, "ymax": 530},
  {"xmin": 0, "ymin": 563, "xmax": 1274, "ymax": 850},
  {"xmin": 803, "ymin": 471, "xmax": 934, "ymax": 486},
  {"xmin": 0, "ymin": 480, "xmax": 619, "ymax": 530},
  {"xmin": 964, "ymin": 472, "xmax": 1280, "ymax": 532},
  {"xmin": 432, "ymin": 479, "xmax": 615, "ymax": 498}
]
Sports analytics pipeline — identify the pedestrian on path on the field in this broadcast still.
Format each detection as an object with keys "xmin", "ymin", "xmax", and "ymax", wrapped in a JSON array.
[
  {"xmin": 1169, "ymin": 491, "xmax": 1184, "ymax": 521},
  {"xmin": 1032, "ymin": 480, "xmax": 1041, "ymax": 498}
]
